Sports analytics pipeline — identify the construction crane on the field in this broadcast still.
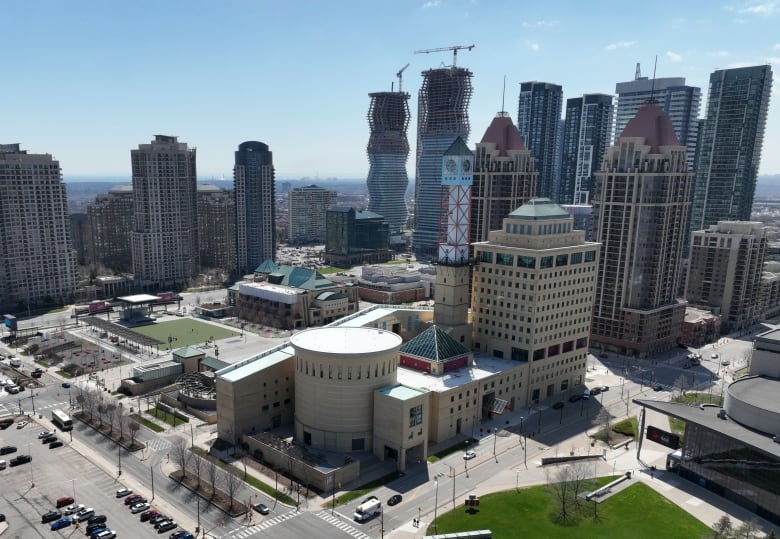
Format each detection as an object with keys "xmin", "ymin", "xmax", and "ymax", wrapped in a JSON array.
[
  {"xmin": 396, "ymin": 63, "xmax": 410, "ymax": 93},
  {"xmin": 414, "ymin": 44, "xmax": 475, "ymax": 67}
]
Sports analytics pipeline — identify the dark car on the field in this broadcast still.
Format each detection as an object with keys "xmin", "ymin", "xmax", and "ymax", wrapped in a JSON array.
[
  {"xmin": 31, "ymin": 368, "xmax": 44, "ymax": 378},
  {"xmin": 87, "ymin": 515, "xmax": 107, "ymax": 526},
  {"xmin": 387, "ymin": 494, "xmax": 403, "ymax": 506},
  {"xmin": 252, "ymin": 503, "xmax": 269, "ymax": 515},
  {"xmin": 124, "ymin": 494, "xmax": 143, "ymax": 506},
  {"xmin": 88, "ymin": 527, "xmax": 108, "ymax": 538},
  {"xmin": 653, "ymin": 384, "xmax": 664, "ymax": 391},
  {"xmin": 51, "ymin": 517, "xmax": 73, "ymax": 531},
  {"xmin": 140, "ymin": 509, "xmax": 159, "ymax": 522},
  {"xmin": 150, "ymin": 514, "xmax": 169, "ymax": 525},
  {"xmin": 0, "ymin": 445, "xmax": 17, "ymax": 455},
  {"xmin": 42, "ymin": 435, "xmax": 57, "ymax": 444},
  {"xmin": 157, "ymin": 520, "xmax": 177, "ymax": 533},
  {"xmin": 49, "ymin": 441, "xmax": 64, "ymax": 449},
  {"xmin": 62, "ymin": 382, "xmax": 71, "ymax": 388},
  {"xmin": 0, "ymin": 418, "xmax": 13, "ymax": 429},
  {"xmin": 590, "ymin": 387, "xmax": 602, "ymax": 396},
  {"xmin": 552, "ymin": 401, "xmax": 564, "ymax": 410},
  {"xmin": 41, "ymin": 511, "xmax": 62, "ymax": 523},
  {"xmin": 172, "ymin": 532, "xmax": 193, "ymax": 539},
  {"xmin": 0, "ymin": 513, "xmax": 5, "ymax": 522},
  {"xmin": 568, "ymin": 394, "xmax": 582, "ymax": 403},
  {"xmin": 86, "ymin": 522, "xmax": 107, "ymax": 535},
  {"xmin": 10, "ymin": 454, "xmax": 31, "ymax": 466}
]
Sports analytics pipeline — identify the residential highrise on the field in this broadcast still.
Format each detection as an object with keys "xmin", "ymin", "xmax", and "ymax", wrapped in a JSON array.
[
  {"xmin": 471, "ymin": 198, "xmax": 598, "ymax": 401},
  {"xmin": 412, "ymin": 66, "xmax": 473, "ymax": 261},
  {"xmin": 686, "ymin": 221, "xmax": 767, "ymax": 333},
  {"xmin": 517, "ymin": 82, "xmax": 563, "ymax": 200},
  {"xmin": 129, "ymin": 135, "xmax": 198, "ymax": 288},
  {"xmin": 87, "ymin": 184, "xmax": 134, "ymax": 272},
  {"xmin": 366, "ymin": 87, "xmax": 410, "ymax": 234},
  {"xmin": 0, "ymin": 144, "xmax": 78, "ymax": 309},
  {"xmin": 615, "ymin": 68, "xmax": 701, "ymax": 169},
  {"xmin": 234, "ymin": 141, "xmax": 275, "ymax": 275},
  {"xmin": 591, "ymin": 103, "xmax": 692, "ymax": 357},
  {"xmin": 560, "ymin": 94, "xmax": 614, "ymax": 205},
  {"xmin": 690, "ymin": 65, "xmax": 773, "ymax": 233},
  {"xmin": 197, "ymin": 184, "xmax": 237, "ymax": 272},
  {"xmin": 471, "ymin": 112, "xmax": 537, "ymax": 245},
  {"xmin": 288, "ymin": 185, "xmax": 337, "ymax": 245}
]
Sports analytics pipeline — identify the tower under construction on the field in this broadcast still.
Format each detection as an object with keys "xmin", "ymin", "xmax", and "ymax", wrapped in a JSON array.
[
  {"xmin": 366, "ymin": 73, "xmax": 411, "ymax": 235},
  {"xmin": 412, "ymin": 65, "xmax": 473, "ymax": 261}
]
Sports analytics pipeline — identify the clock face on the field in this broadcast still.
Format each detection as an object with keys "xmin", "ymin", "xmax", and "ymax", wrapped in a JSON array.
[
  {"xmin": 462, "ymin": 158, "xmax": 472, "ymax": 173},
  {"xmin": 445, "ymin": 158, "xmax": 457, "ymax": 174}
]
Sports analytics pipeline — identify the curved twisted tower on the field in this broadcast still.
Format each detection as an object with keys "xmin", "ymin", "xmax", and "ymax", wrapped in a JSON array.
[{"xmin": 366, "ymin": 90, "xmax": 410, "ymax": 234}]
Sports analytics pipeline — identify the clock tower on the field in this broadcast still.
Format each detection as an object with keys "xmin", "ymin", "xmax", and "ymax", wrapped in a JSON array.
[{"xmin": 434, "ymin": 137, "xmax": 473, "ymax": 347}]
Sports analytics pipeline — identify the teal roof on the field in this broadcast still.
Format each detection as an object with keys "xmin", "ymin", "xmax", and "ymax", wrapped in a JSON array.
[
  {"xmin": 508, "ymin": 198, "xmax": 570, "ymax": 220},
  {"xmin": 399, "ymin": 325, "xmax": 470, "ymax": 362},
  {"xmin": 174, "ymin": 346, "xmax": 205, "ymax": 359},
  {"xmin": 316, "ymin": 291, "xmax": 346, "ymax": 301},
  {"xmin": 254, "ymin": 260, "xmax": 335, "ymax": 291},
  {"xmin": 376, "ymin": 383, "xmax": 428, "ymax": 400},
  {"xmin": 201, "ymin": 356, "xmax": 230, "ymax": 370},
  {"xmin": 443, "ymin": 136, "xmax": 473, "ymax": 157}
]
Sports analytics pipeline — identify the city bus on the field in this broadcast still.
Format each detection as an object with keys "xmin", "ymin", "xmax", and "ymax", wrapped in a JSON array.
[{"xmin": 51, "ymin": 409, "xmax": 73, "ymax": 431}]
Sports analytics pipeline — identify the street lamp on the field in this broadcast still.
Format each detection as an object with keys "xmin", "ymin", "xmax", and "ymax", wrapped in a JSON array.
[
  {"xmin": 433, "ymin": 478, "xmax": 439, "ymax": 533},
  {"xmin": 493, "ymin": 427, "xmax": 498, "ymax": 462}
]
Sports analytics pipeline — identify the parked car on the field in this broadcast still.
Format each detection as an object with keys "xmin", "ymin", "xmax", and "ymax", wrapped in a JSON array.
[
  {"xmin": 124, "ymin": 494, "xmax": 143, "ymax": 506},
  {"xmin": 568, "ymin": 394, "xmax": 582, "ymax": 403},
  {"xmin": 88, "ymin": 527, "xmax": 108, "ymax": 538},
  {"xmin": 115, "ymin": 488, "xmax": 132, "ymax": 498},
  {"xmin": 140, "ymin": 509, "xmax": 159, "ymax": 522},
  {"xmin": 41, "ymin": 511, "xmax": 62, "ymax": 523},
  {"xmin": 51, "ymin": 517, "xmax": 74, "ymax": 531},
  {"xmin": 157, "ymin": 521, "xmax": 177, "ymax": 533},
  {"xmin": 172, "ymin": 532, "xmax": 193, "ymax": 539},
  {"xmin": 63, "ymin": 504, "xmax": 84, "ymax": 515},
  {"xmin": 9, "ymin": 454, "xmax": 31, "ymax": 466},
  {"xmin": 387, "ymin": 494, "xmax": 403, "ymax": 506},
  {"xmin": 131, "ymin": 502, "xmax": 151, "ymax": 514},
  {"xmin": 552, "ymin": 401, "xmax": 564, "ymax": 410},
  {"xmin": 75, "ymin": 508, "xmax": 95, "ymax": 522},
  {"xmin": 0, "ymin": 418, "xmax": 13, "ymax": 429},
  {"xmin": 87, "ymin": 515, "xmax": 107, "ymax": 526},
  {"xmin": 0, "ymin": 514, "xmax": 5, "ymax": 523},
  {"xmin": 38, "ymin": 431, "xmax": 54, "ymax": 439},
  {"xmin": 0, "ymin": 446, "xmax": 17, "ymax": 455},
  {"xmin": 95, "ymin": 530, "xmax": 116, "ymax": 539},
  {"xmin": 49, "ymin": 441, "xmax": 64, "ymax": 449},
  {"xmin": 252, "ymin": 503, "xmax": 269, "ymax": 515},
  {"xmin": 463, "ymin": 449, "xmax": 477, "ymax": 460},
  {"xmin": 41, "ymin": 435, "xmax": 57, "ymax": 444},
  {"xmin": 15, "ymin": 420, "xmax": 27, "ymax": 428},
  {"xmin": 0, "ymin": 459, "xmax": 6, "ymax": 470},
  {"xmin": 56, "ymin": 497, "xmax": 75, "ymax": 509},
  {"xmin": 86, "ymin": 523, "xmax": 107, "ymax": 535},
  {"xmin": 150, "ymin": 514, "xmax": 169, "ymax": 525}
]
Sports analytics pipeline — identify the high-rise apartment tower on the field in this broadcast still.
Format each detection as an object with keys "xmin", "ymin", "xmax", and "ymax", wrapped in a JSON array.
[
  {"xmin": 689, "ymin": 65, "xmax": 773, "ymax": 233},
  {"xmin": 0, "ymin": 144, "xmax": 78, "ymax": 309},
  {"xmin": 234, "ymin": 141, "xmax": 275, "ymax": 274},
  {"xmin": 288, "ymin": 185, "xmax": 337, "ymax": 245},
  {"xmin": 412, "ymin": 66, "xmax": 473, "ymax": 261},
  {"xmin": 130, "ymin": 135, "xmax": 198, "ymax": 288},
  {"xmin": 87, "ymin": 184, "xmax": 134, "ymax": 272},
  {"xmin": 517, "ymin": 82, "xmax": 563, "ymax": 200}
]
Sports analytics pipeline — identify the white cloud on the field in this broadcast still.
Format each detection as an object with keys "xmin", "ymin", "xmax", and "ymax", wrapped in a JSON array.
[
  {"xmin": 708, "ymin": 50, "xmax": 730, "ymax": 57},
  {"xmin": 521, "ymin": 20, "xmax": 558, "ymax": 28},
  {"xmin": 726, "ymin": 61, "xmax": 759, "ymax": 68},
  {"xmin": 530, "ymin": 42, "xmax": 540, "ymax": 51},
  {"xmin": 604, "ymin": 41, "xmax": 637, "ymax": 51},
  {"xmin": 774, "ymin": 43, "xmax": 780, "ymax": 50},
  {"xmin": 421, "ymin": 0, "xmax": 440, "ymax": 8},
  {"xmin": 739, "ymin": 1, "xmax": 780, "ymax": 15},
  {"xmin": 767, "ymin": 56, "xmax": 780, "ymax": 65},
  {"xmin": 666, "ymin": 51, "xmax": 683, "ymax": 62}
]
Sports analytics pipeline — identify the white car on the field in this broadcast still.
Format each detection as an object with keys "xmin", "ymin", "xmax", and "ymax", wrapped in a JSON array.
[
  {"xmin": 463, "ymin": 449, "xmax": 477, "ymax": 460},
  {"xmin": 38, "ymin": 431, "xmax": 55, "ymax": 439},
  {"xmin": 76, "ymin": 508, "xmax": 95, "ymax": 522},
  {"xmin": 64, "ymin": 504, "xmax": 85, "ymax": 515},
  {"xmin": 16, "ymin": 420, "xmax": 28, "ymax": 429},
  {"xmin": 130, "ymin": 502, "xmax": 150, "ymax": 513},
  {"xmin": 711, "ymin": 353, "xmax": 719, "ymax": 359},
  {"xmin": 95, "ymin": 530, "xmax": 116, "ymax": 539}
]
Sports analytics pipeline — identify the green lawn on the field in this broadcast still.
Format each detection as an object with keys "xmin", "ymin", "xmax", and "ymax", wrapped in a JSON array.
[
  {"xmin": 429, "ymin": 482, "xmax": 710, "ymax": 539},
  {"xmin": 131, "ymin": 319, "xmax": 239, "ymax": 350}
]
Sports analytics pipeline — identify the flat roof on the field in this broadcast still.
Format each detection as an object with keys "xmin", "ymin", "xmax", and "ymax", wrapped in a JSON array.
[
  {"xmin": 729, "ymin": 376, "xmax": 780, "ymax": 414},
  {"xmin": 118, "ymin": 294, "xmax": 161, "ymax": 304},
  {"xmin": 756, "ymin": 328, "xmax": 780, "ymax": 344},
  {"xmin": 290, "ymin": 326, "xmax": 402, "ymax": 355},
  {"xmin": 634, "ymin": 399, "xmax": 780, "ymax": 457},
  {"xmin": 217, "ymin": 344, "xmax": 295, "ymax": 383},
  {"xmin": 174, "ymin": 346, "xmax": 205, "ymax": 358},
  {"xmin": 333, "ymin": 305, "xmax": 433, "ymax": 329},
  {"xmin": 377, "ymin": 383, "xmax": 428, "ymax": 400},
  {"xmin": 398, "ymin": 353, "xmax": 523, "ymax": 393}
]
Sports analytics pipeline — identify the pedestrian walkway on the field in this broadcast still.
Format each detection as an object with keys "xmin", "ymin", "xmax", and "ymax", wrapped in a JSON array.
[
  {"xmin": 314, "ymin": 510, "xmax": 372, "ymax": 539},
  {"xmin": 223, "ymin": 509, "xmax": 301, "ymax": 539}
]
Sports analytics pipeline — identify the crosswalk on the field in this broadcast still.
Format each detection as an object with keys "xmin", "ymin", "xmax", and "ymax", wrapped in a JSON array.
[
  {"xmin": 224, "ymin": 509, "xmax": 301, "ymax": 538},
  {"xmin": 145, "ymin": 437, "xmax": 172, "ymax": 452},
  {"xmin": 314, "ymin": 510, "xmax": 372, "ymax": 539}
]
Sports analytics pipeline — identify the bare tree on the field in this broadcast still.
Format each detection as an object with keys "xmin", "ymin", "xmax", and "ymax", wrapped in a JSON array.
[
  {"xmin": 171, "ymin": 438, "xmax": 191, "ymax": 481},
  {"xmin": 673, "ymin": 375, "xmax": 687, "ymax": 400},
  {"xmin": 116, "ymin": 404, "xmax": 127, "ymax": 440},
  {"xmin": 734, "ymin": 519, "xmax": 761, "ymax": 539},
  {"xmin": 597, "ymin": 409, "xmax": 612, "ymax": 444},
  {"xmin": 206, "ymin": 458, "xmax": 218, "ymax": 500},
  {"xmin": 546, "ymin": 462, "xmax": 593, "ymax": 521},
  {"xmin": 708, "ymin": 515, "xmax": 734, "ymax": 539},
  {"xmin": 97, "ymin": 403, "xmax": 107, "ymax": 428},
  {"xmin": 129, "ymin": 420, "xmax": 140, "ymax": 447},
  {"xmin": 221, "ymin": 468, "xmax": 243, "ymax": 512},
  {"xmin": 192, "ymin": 453, "xmax": 204, "ymax": 489}
]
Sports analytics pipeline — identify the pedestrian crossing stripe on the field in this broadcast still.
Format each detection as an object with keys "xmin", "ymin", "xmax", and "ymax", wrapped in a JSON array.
[
  {"xmin": 315, "ymin": 510, "xmax": 372, "ymax": 539},
  {"xmin": 225, "ymin": 510, "xmax": 300, "ymax": 538}
]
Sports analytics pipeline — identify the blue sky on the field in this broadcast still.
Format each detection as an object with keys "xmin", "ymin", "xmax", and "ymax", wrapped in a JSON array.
[{"xmin": 3, "ymin": 0, "xmax": 779, "ymax": 179}]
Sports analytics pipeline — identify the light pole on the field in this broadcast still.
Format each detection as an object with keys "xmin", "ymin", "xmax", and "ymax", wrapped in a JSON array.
[
  {"xmin": 433, "ymin": 478, "xmax": 439, "ymax": 533},
  {"xmin": 449, "ymin": 465, "xmax": 455, "ymax": 508},
  {"xmin": 29, "ymin": 443, "xmax": 34, "ymax": 487},
  {"xmin": 493, "ymin": 427, "xmax": 498, "ymax": 462},
  {"xmin": 117, "ymin": 444, "xmax": 122, "ymax": 476},
  {"xmin": 523, "ymin": 434, "xmax": 528, "ymax": 469},
  {"xmin": 70, "ymin": 479, "xmax": 76, "ymax": 499}
]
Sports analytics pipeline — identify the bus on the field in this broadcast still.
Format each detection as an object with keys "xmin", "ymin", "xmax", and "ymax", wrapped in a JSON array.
[{"xmin": 52, "ymin": 409, "xmax": 73, "ymax": 432}]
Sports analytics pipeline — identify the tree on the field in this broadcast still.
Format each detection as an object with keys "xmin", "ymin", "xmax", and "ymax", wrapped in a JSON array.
[
  {"xmin": 597, "ymin": 409, "xmax": 612, "ymax": 444},
  {"xmin": 221, "ymin": 468, "xmax": 243, "ymax": 513},
  {"xmin": 673, "ymin": 375, "xmax": 687, "ymax": 400},
  {"xmin": 206, "ymin": 458, "xmax": 218, "ymax": 500},
  {"xmin": 547, "ymin": 462, "xmax": 593, "ymax": 522},
  {"xmin": 128, "ymin": 420, "xmax": 140, "ymax": 447},
  {"xmin": 116, "ymin": 404, "xmax": 127, "ymax": 440},
  {"xmin": 171, "ymin": 438, "xmax": 191, "ymax": 482},
  {"xmin": 734, "ymin": 519, "xmax": 760, "ymax": 539},
  {"xmin": 710, "ymin": 515, "xmax": 734, "ymax": 539},
  {"xmin": 191, "ymin": 453, "xmax": 204, "ymax": 489}
]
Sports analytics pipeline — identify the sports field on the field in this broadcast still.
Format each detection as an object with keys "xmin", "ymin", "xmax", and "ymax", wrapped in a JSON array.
[{"xmin": 131, "ymin": 319, "xmax": 239, "ymax": 351}]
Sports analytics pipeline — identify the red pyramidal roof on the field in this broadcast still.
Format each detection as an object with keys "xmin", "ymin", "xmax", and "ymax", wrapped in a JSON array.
[
  {"xmin": 619, "ymin": 100, "xmax": 680, "ymax": 151},
  {"xmin": 480, "ymin": 112, "xmax": 526, "ymax": 155}
]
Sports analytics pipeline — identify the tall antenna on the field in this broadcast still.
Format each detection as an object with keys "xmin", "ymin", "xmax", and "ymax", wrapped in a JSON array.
[
  {"xmin": 650, "ymin": 55, "xmax": 658, "ymax": 101},
  {"xmin": 501, "ymin": 75, "xmax": 507, "ymax": 113}
]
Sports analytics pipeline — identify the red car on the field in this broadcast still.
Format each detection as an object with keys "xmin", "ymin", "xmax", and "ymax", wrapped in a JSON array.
[
  {"xmin": 124, "ymin": 494, "xmax": 143, "ymax": 506},
  {"xmin": 140, "ymin": 509, "xmax": 159, "ymax": 522}
]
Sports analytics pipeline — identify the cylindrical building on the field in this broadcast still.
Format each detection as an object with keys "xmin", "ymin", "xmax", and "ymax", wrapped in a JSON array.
[{"xmin": 292, "ymin": 327, "xmax": 401, "ymax": 452}]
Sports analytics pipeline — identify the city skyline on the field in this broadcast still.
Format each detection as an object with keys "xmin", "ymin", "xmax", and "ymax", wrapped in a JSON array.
[{"xmin": 4, "ymin": 1, "xmax": 780, "ymax": 179}]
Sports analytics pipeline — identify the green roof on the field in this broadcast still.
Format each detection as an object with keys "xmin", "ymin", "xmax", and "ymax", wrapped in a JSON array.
[
  {"xmin": 508, "ymin": 197, "xmax": 570, "ymax": 220},
  {"xmin": 174, "ymin": 346, "xmax": 205, "ymax": 359},
  {"xmin": 254, "ymin": 260, "xmax": 335, "ymax": 291},
  {"xmin": 376, "ymin": 383, "xmax": 428, "ymax": 400},
  {"xmin": 399, "ymin": 325, "xmax": 470, "ymax": 362},
  {"xmin": 443, "ymin": 136, "xmax": 473, "ymax": 157},
  {"xmin": 201, "ymin": 356, "xmax": 230, "ymax": 370}
]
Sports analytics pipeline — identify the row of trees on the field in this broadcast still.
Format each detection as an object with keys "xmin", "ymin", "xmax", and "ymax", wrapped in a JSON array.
[
  {"xmin": 74, "ymin": 386, "xmax": 141, "ymax": 448},
  {"xmin": 170, "ymin": 438, "xmax": 244, "ymax": 512}
]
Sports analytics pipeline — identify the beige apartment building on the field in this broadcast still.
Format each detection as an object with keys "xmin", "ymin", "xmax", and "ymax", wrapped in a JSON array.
[
  {"xmin": 471, "ymin": 198, "xmax": 598, "ymax": 403},
  {"xmin": 288, "ymin": 184, "xmax": 337, "ymax": 245}
]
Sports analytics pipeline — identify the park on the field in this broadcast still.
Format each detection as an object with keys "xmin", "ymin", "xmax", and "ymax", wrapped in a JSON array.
[{"xmin": 130, "ymin": 319, "xmax": 239, "ymax": 351}]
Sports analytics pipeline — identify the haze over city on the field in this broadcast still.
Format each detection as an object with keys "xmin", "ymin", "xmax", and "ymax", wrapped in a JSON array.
[{"xmin": 3, "ymin": 0, "xmax": 780, "ymax": 179}]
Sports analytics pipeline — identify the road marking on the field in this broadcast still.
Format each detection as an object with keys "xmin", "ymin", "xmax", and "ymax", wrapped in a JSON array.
[
  {"xmin": 315, "ymin": 510, "xmax": 372, "ymax": 539},
  {"xmin": 225, "ymin": 510, "xmax": 300, "ymax": 538}
]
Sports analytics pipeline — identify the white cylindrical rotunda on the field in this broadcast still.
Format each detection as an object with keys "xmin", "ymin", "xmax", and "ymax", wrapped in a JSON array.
[{"xmin": 292, "ymin": 326, "xmax": 402, "ymax": 453}]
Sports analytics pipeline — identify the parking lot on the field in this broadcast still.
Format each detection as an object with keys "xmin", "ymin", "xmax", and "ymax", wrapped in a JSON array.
[{"xmin": 0, "ymin": 417, "xmax": 183, "ymax": 539}]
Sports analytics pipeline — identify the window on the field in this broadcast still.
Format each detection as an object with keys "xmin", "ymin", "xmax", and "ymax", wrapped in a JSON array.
[
  {"xmin": 540, "ymin": 256, "xmax": 553, "ymax": 269},
  {"xmin": 409, "ymin": 404, "xmax": 423, "ymax": 427},
  {"xmin": 479, "ymin": 251, "xmax": 494, "ymax": 263},
  {"xmin": 518, "ymin": 255, "xmax": 536, "ymax": 269},
  {"xmin": 496, "ymin": 252, "xmax": 514, "ymax": 266},
  {"xmin": 555, "ymin": 254, "xmax": 568, "ymax": 267},
  {"xmin": 584, "ymin": 250, "xmax": 596, "ymax": 262},
  {"xmin": 570, "ymin": 251, "xmax": 582, "ymax": 264}
]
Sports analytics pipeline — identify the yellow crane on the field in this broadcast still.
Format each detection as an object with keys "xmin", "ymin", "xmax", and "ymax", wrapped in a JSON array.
[{"xmin": 413, "ymin": 44, "xmax": 475, "ymax": 67}]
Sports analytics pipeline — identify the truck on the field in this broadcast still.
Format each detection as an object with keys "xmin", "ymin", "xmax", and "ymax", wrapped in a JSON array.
[{"xmin": 353, "ymin": 497, "xmax": 381, "ymax": 522}]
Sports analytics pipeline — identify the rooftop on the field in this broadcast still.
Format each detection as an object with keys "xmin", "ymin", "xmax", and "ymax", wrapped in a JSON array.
[
  {"xmin": 400, "ymin": 324, "xmax": 470, "ymax": 362},
  {"xmin": 508, "ymin": 198, "xmax": 570, "ymax": 220},
  {"xmin": 479, "ymin": 112, "xmax": 526, "ymax": 155},
  {"xmin": 376, "ymin": 383, "xmax": 428, "ymax": 401},
  {"xmin": 174, "ymin": 346, "xmax": 206, "ymax": 359},
  {"xmin": 118, "ymin": 293, "xmax": 161, "ymax": 304},
  {"xmin": 619, "ymin": 100, "xmax": 681, "ymax": 150},
  {"xmin": 398, "ymin": 353, "xmax": 524, "ymax": 393},
  {"xmin": 290, "ymin": 326, "xmax": 402, "ymax": 355}
]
